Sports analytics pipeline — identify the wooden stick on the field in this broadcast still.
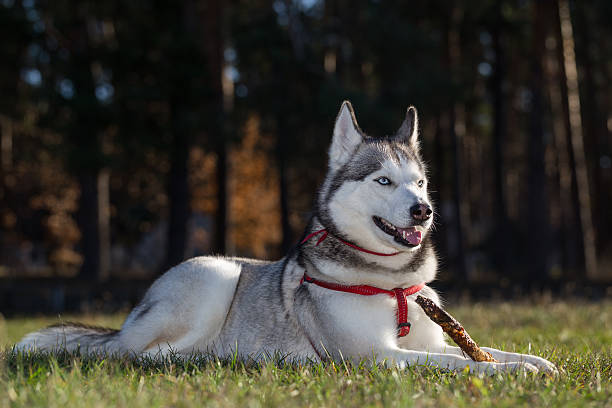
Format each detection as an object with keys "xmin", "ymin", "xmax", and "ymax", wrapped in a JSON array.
[{"xmin": 415, "ymin": 295, "xmax": 497, "ymax": 362}]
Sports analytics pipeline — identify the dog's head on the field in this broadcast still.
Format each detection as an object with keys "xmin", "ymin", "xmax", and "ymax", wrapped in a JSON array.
[{"xmin": 317, "ymin": 101, "xmax": 433, "ymax": 254}]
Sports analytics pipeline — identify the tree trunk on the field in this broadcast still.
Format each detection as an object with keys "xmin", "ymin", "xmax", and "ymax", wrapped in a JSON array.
[
  {"xmin": 97, "ymin": 169, "xmax": 111, "ymax": 280},
  {"xmin": 165, "ymin": 123, "xmax": 190, "ymax": 270},
  {"xmin": 573, "ymin": 3, "xmax": 610, "ymax": 254},
  {"xmin": 544, "ymin": 10, "xmax": 577, "ymax": 277},
  {"xmin": 72, "ymin": 17, "xmax": 110, "ymax": 282},
  {"xmin": 276, "ymin": 118, "xmax": 293, "ymax": 253},
  {"xmin": 164, "ymin": 0, "xmax": 197, "ymax": 270},
  {"xmin": 77, "ymin": 170, "xmax": 110, "ymax": 281},
  {"xmin": 431, "ymin": 116, "xmax": 449, "ymax": 279},
  {"xmin": 557, "ymin": 0, "xmax": 598, "ymax": 280},
  {"xmin": 202, "ymin": 0, "xmax": 227, "ymax": 254},
  {"xmin": 214, "ymin": 140, "xmax": 227, "ymax": 253},
  {"xmin": 0, "ymin": 115, "xmax": 12, "ymax": 171},
  {"xmin": 491, "ymin": 2, "xmax": 509, "ymax": 275},
  {"xmin": 77, "ymin": 172, "xmax": 99, "ymax": 281},
  {"xmin": 526, "ymin": 0, "xmax": 551, "ymax": 285},
  {"xmin": 446, "ymin": 5, "xmax": 468, "ymax": 282}
]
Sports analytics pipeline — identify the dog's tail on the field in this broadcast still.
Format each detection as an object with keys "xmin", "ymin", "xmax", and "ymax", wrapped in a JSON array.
[{"xmin": 16, "ymin": 323, "xmax": 121, "ymax": 354}]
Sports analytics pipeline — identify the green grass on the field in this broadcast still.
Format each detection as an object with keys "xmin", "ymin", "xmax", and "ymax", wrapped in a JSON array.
[{"xmin": 1, "ymin": 301, "xmax": 611, "ymax": 407}]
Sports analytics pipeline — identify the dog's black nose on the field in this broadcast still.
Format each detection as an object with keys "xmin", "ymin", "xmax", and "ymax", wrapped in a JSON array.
[{"xmin": 410, "ymin": 204, "xmax": 432, "ymax": 221}]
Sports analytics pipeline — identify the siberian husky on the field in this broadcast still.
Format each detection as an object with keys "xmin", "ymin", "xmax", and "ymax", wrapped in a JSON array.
[{"xmin": 17, "ymin": 102, "xmax": 557, "ymax": 375}]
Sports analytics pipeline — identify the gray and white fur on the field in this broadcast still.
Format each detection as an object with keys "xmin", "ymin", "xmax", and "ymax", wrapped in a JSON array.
[{"xmin": 17, "ymin": 102, "xmax": 557, "ymax": 375}]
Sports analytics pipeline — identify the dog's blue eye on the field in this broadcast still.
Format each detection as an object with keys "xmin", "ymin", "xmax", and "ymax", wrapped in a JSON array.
[{"xmin": 376, "ymin": 177, "xmax": 392, "ymax": 185}]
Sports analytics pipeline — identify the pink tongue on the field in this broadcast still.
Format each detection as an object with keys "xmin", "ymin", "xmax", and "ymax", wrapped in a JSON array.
[{"xmin": 397, "ymin": 227, "xmax": 422, "ymax": 245}]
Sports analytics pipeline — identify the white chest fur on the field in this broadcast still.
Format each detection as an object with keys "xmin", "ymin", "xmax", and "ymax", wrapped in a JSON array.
[{"xmin": 306, "ymin": 282, "xmax": 446, "ymax": 358}]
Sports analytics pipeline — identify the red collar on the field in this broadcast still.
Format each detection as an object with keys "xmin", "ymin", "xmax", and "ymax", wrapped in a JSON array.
[
  {"xmin": 301, "ymin": 228, "xmax": 400, "ymax": 257},
  {"xmin": 300, "ymin": 273, "xmax": 426, "ymax": 337}
]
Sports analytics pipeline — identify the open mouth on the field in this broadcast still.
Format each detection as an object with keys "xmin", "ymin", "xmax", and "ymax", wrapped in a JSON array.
[{"xmin": 372, "ymin": 216, "xmax": 422, "ymax": 247}]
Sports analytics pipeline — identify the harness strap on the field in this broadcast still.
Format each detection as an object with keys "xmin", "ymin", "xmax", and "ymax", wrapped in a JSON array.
[
  {"xmin": 301, "ymin": 228, "xmax": 400, "ymax": 257},
  {"xmin": 301, "ymin": 273, "xmax": 425, "ymax": 337},
  {"xmin": 393, "ymin": 288, "xmax": 411, "ymax": 337}
]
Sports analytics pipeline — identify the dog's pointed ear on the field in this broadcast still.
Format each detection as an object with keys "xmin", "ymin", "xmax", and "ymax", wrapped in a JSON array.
[
  {"xmin": 329, "ymin": 101, "xmax": 363, "ymax": 170},
  {"xmin": 396, "ymin": 106, "xmax": 419, "ymax": 146}
]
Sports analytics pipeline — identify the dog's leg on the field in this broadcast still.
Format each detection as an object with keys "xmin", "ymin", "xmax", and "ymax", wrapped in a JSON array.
[
  {"xmin": 479, "ymin": 346, "xmax": 558, "ymax": 375},
  {"xmin": 428, "ymin": 344, "xmax": 558, "ymax": 375},
  {"xmin": 116, "ymin": 257, "xmax": 242, "ymax": 356},
  {"xmin": 380, "ymin": 348, "xmax": 539, "ymax": 374}
]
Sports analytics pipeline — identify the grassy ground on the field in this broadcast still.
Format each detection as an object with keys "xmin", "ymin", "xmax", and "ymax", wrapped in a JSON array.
[{"xmin": 1, "ymin": 301, "xmax": 611, "ymax": 407}]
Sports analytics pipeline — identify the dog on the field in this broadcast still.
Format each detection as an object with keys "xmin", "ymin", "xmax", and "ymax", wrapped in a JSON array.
[{"xmin": 17, "ymin": 101, "xmax": 557, "ymax": 375}]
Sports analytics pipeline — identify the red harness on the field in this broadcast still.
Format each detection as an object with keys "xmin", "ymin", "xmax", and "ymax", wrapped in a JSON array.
[
  {"xmin": 300, "ymin": 273, "xmax": 425, "ymax": 337},
  {"xmin": 301, "ymin": 228, "xmax": 400, "ymax": 256},
  {"xmin": 300, "ymin": 228, "xmax": 426, "ymax": 337}
]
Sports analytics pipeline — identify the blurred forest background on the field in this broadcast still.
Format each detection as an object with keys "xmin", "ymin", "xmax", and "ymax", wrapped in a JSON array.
[{"xmin": 0, "ymin": 0, "xmax": 611, "ymax": 311}]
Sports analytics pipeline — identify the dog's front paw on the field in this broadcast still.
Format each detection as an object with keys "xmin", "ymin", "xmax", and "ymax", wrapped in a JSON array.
[
  {"xmin": 520, "ymin": 355, "xmax": 559, "ymax": 376},
  {"xmin": 482, "ymin": 348, "xmax": 559, "ymax": 376}
]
